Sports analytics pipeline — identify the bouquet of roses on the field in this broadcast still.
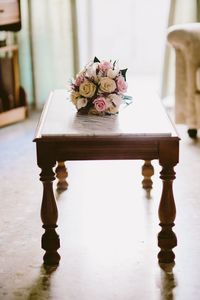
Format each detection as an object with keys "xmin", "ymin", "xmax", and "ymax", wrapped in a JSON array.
[{"xmin": 69, "ymin": 57, "xmax": 128, "ymax": 115}]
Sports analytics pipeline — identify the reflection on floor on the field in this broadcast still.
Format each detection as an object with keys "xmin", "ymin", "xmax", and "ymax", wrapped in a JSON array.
[{"xmin": 0, "ymin": 109, "xmax": 200, "ymax": 300}]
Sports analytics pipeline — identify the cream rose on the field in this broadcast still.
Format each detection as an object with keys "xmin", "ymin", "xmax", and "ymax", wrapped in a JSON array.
[
  {"xmin": 71, "ymin": 91, "xmax": 80, "ymax": 105},
  {"xmin": 79, "ymin": 80, "xmax": 96, "ymax": 98},
  {"xmin": 107, "ymin": 105, "xmax": 119, "ymax": 114},
  {"xmin": 100, "ymin": 77, "xmax": 116, "ymax": 93}
]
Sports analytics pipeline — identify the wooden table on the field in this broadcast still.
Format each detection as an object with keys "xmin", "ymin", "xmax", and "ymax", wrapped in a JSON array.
[{"xmin": 34, "ymin": 89, "xmax": 180, "ymax": 266}]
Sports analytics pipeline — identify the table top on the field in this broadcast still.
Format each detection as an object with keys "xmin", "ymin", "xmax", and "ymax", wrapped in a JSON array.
[{"xmin": 34, "ymin": 89, "xmax": 179, "ymax": 141}]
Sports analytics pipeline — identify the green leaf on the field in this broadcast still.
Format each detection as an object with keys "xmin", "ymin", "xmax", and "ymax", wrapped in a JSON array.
[
  {"xmin": 120, "ymin": 68, "xmax": 128, "ymax": 80},
  {"xmin": 94, "ymin": 56, "xmax": 100, "ymax": 63}
]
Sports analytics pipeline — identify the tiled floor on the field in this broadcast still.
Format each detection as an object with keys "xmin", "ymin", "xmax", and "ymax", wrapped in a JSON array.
[{"xmin": 0, "ymin": 107, "xmax": 200, "ymax": 299}]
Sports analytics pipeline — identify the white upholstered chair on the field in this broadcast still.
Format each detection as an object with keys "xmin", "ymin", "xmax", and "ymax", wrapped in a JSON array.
[{"xmin": 167, "ymin": 23, "xmax": 200, "ymax": 138}]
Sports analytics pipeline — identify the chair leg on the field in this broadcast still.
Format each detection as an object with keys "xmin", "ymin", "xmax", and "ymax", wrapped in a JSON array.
[{"xmin": 187, "ymin": 128, "xmax": 197, "ymax": 139}]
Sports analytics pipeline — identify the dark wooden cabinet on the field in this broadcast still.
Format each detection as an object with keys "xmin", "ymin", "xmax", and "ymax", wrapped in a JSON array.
[
  {"xmin": 0, "ymin": 0, "xmax": 21, "ymax": 32},
  {"xmin": 0, "ymin": 44, "xmax": 27, "ymax": 127},
  {"xmin": 0, "ymin": 1, "xmax": 26, "ymax": 126}
]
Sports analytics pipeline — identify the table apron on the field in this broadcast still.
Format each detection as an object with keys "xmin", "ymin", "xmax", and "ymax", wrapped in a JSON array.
[{"xmin": 55, "ymin": 140, "xmax": 159, "ymax": 161}]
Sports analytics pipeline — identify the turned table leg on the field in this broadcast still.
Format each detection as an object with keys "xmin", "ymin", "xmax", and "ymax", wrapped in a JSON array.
[
  {"xmin": 142, "ymin": 160, "xmax": 154, "ymax": 190},
  {"xmin": 158, "ymin": 165, "xmax": 177, "ymax": 263},
  {"xmin": 39, "ymin": 163, "xmax": 60, "ymax": 266},
  {"xmin": 158, "ymin": 141, "xmax": 179, "ymax": 264},
  {"xmin": 55, "ymin": 161, "xmax": 68, "ymax": 191}
]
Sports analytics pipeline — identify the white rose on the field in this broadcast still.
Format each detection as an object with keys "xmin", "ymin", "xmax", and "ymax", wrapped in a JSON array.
[
  {"xmin": 107, "ymin": 94, "xmax": 122, "ymax": 107},
  {"xmin": 76, "ymin": 98, "xmax": 88, "ymax": 110},
  {"xmin": 100, "ymin": 77, "xmax": 116, "ymax": 93},
  {"xmin": 107, "ymin": 67, "xmax": 119, "ymax": 79},
  {"xmin": 85, "ymin": 63, "xmax": 99, "ymax": 79}
]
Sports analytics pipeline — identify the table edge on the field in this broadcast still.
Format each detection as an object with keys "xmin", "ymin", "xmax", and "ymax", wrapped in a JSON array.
[
  {"xmin": 33, "ymin": 91, "xmax": 54, "ymax": 141},
  {"xmin": 33, "ymin": 135, "xmax": 180, "ymax": 143}
]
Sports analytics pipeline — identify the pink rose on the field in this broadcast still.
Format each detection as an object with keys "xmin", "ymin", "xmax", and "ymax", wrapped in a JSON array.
[
  {"xmin": 93, "ymin": 97, "xmax": 107, "ymax": 112},
  {"xmin": 74, "ymin": 74, "xmax": 84, "ymax": 86},
  {"xmin": 116, "ymin": 76, "xmax": 128, "ymax": 93},
  {"xmin": 99, "ymin": 61, "xmax": 112, "ymax": 72}
]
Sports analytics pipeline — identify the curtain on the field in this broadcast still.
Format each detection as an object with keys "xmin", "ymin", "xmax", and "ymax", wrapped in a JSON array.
[
  {"xmin": 17, "ymin": 0, "xmax": 78, "ymax": 109},
  {"xmin": 76, "ymin": 0, "xmax": 92, "ymax": 69},
  {"xmin": 161, "ymin": 0, "xmax": 200, "ymax": 101}
]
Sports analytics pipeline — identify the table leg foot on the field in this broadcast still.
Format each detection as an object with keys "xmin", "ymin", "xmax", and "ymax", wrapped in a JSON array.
[
  {"xmin": 42, "ymin": 227, "xmax": 60, "ymax": 266},
  {"xmin": 56, "ymin": 161, "xmax": 68, "ymax": 191},
  {"xmin": 158, "ymin": 223, "xmax": 177, "ymax": 263},
  {"xmin": 142, "ymin": 160, "xmax": 154, "ymax": 190}
]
